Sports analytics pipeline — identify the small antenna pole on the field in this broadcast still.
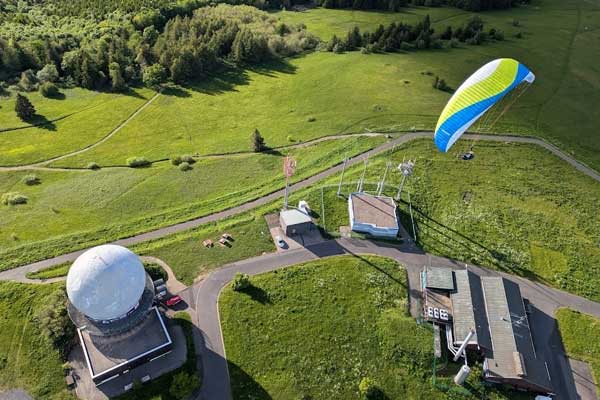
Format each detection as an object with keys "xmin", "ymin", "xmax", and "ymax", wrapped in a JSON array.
[
  {"xmin": 357, "ymin": 157, "xmax": 368, "ymax": 193},
  {"xmin": 396, "ymin": 160, "xmax": 414, "ymax": 201},
  {"xmin": 337, "ymin": 154, "xmax": 348, "ymax": 197},
  {"xmin": 378, "ymin": 161, "xmax": 392, "ymax": 196}
]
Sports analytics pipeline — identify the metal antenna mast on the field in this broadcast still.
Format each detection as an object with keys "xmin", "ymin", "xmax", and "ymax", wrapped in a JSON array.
[
  {"xmin": 395, "ymin": 159, "xmax": 415, "ymax": 201},
  {"xmin": 283, "ymin": 156, "xmax": 296, "ymax": 210},
  {"xmin": 377, "ymin": 161, "xmax": 392, "ymax": 196},
  {"xmin": 337, "ymin": 154, "xmax": 348, "ymax": 197},
  {"xmin": 357, "ymin": 157, "xmax": 369, "ymax": 193}
]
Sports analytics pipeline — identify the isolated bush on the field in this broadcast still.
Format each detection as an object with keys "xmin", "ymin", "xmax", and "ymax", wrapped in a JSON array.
[
  {"xmin": 287, "ymin": 135, "xmax": 296, "ymax": 142},
  {"xmin": 171, "ymin": 155, "xmax": 183, "ymax": 166},
  {"xmin": 449, "ymin": 38, "xmax": 460, "ymax": 48},
  {"xmin": 1, "ymin": 192, "xmax": 28, "ymax": 205},
  {"xmin": 40, "ymin": 82, "xmax": 60, "ymax": 98},
  {"xmin": 87, "ymin": 162, "xmax": 100, "ymax": 170},
  {"xmin": 180, "ymin": 155, "xmax": 196, "ymax": 164},
  {"xmin": 126, "ymin": 156, "xmax": 151, "ymax": 168},
  {"xmin": 143, "ymin": 262, "xmax": 168, "ymax": 282},
  {"xmin": 359, "ymin": 377, "xmax": 382, "ymax": 399},
  {"xmin": 179, "ymin": 162, "xmax": 192, "ymax": 171},
  {"xmin": 169, "ymin": 371, "xmax": 200, "ymax": 399},
  {"xmin": 307, "ymin": 116, "xmax": 316, "ymax": 122},
  {"xmin": 22, "ymin": 174, "xmax": 40, "ymax": 185},
  {"xmin": 231, "ymin": 273, "xmax": 251, "ymax": 291}
]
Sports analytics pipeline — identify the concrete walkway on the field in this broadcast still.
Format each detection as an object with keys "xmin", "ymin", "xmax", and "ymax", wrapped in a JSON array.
[
  {"xmin": 191, "ymin": 238, "xmax": 600, "ymax": 400},
  {"xmin": 1, "ymin": 131, "xmax": 599, "ymax": 282}
]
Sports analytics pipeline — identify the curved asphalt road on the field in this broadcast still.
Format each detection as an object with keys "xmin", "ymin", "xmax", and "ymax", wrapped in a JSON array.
[
  {"xmin": 189, "ymin": 238, "xmax": 600, "ymax": 400},
  {"xmin": 1, "ymin": 131, "xmax": 599, "ymax": 282}
]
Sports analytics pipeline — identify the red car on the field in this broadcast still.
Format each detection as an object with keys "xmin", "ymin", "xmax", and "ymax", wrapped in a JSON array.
[{"xmin": 165, "ymin": 295, "xmax": 182, "ymax": 307}]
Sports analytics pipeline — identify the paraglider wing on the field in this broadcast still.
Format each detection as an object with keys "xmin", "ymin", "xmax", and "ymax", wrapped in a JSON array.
[{"xmin": 434, "ymin": 58, "xmax": 535, "ymax": 153}]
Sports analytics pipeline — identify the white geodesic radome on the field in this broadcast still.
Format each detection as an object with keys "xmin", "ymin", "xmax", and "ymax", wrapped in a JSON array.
[{"xmin": 66, "ymin": 244, "xmax": 146, "ymax": 322}]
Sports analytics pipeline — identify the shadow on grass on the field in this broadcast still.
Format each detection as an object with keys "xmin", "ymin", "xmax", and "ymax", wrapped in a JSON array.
[
  {"xmin": 228, "ymin": 361, "xmax": 273, "ymax": 400},
  {"xmin": 399, "ymin": 201, "xmax": 542, "ymax": 281},
  {"xmin": 167, "ymin": 59, "xmax": 298, "ymax": 97},
  {"xmin": 27, "ymin": 114, "xmax": 56, "ymax": 131},
  {"xmin": 241, "ymin": 284, "xmax": 272, "ymax": 305}
]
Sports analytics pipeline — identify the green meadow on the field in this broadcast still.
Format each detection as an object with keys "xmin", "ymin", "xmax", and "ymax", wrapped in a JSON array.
[
  {"xmin": 556, "ymin": 308, "xmax": 600, "ymax": 385},
  {"xmin": 0, "ymin": 136, "xmax": 382, "ymax": 270},
  {"xmin": 0, "ymin": 87, "xmax": 154, "ymax": 166},
  {"xmin": 0, "ymin": 282, "xmax": 71, "ymax": 399}
]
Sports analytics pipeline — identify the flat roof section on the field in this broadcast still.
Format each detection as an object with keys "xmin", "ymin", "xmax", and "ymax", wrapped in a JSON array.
[
  {"xmin": 349, "ymin": 193, "xmax": 398, "ymax": 228},
  {"xmin": 79, "ymin": 307, "xmax": 172, "ymax": 379},
  {"xmin": 424, "ymin": 267, "xmax": 455, "ymax": 291},
  {"xmin": 280, "ymin": 209, "xmax": 312, "ymax": 226}
]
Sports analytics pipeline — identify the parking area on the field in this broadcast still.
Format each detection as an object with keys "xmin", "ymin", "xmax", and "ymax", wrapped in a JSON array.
[{"xmin": 264, "ymin": 212, "xmax": 324, "ymax": 252}]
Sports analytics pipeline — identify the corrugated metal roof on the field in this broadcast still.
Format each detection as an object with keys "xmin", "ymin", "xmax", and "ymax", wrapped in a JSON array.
[
  {"xmin": 482, "ymin": 277, "xmax": 551, "ymax": 392},
  {"xmin": 425, "ymin": 267, "xmax": 455, "ymax": 290},
  {"xmin": 451, "ymin": 270, "xmax": 477, "ymax": 345}
]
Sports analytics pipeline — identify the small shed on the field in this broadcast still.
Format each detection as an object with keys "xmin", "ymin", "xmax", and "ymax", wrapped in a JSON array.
[{"xmin": 280, "ymin": 209, "xmax": 312, "ymax": 236}]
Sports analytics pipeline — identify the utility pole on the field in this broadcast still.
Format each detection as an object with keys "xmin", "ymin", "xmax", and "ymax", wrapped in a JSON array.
[
  {"xmin": 283, "ymin": 156, "xmax": 296, "ymax": 210},
  {"xmin": 377, "ymin": 161, "xmax": 392, "ymax": 196},
  {"xmin": 396, "ymin": 159, "xmax": 415, "ymax": 201},
  {"xmin": 337, "ymin": 154, "xmax": 348, "ymax": 197},
  {"xmin": 357, "ymin": 157, "xmax": 369, "ymax": 193}
]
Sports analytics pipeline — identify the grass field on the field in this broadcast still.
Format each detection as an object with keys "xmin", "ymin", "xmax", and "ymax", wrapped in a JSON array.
[
  {"xmin": 134, "ymin": 213, "xmax": 274, "ymax": 285},
  {"xmin": 220, "ymin": 255, "xmax": 527, "ymax": 399},
  {"xmin": 0, "ymin": 87, "xmax": 154, "ymax": 166},
  {"xmin": 0, "ymin": 282, "xmax": 71, "ymax": 399},
  {"xmin": 0, "ymin": 136, "xmax": 382, "ymax": 271},
  {"xmin": 25, "ymin": 263, "xmax": 71, "ymax": 280},
  {"xmin": 219, "ymin": 255, "xmax": 439, "ymax": 399},
  {"xmin": 556, "ymin": 308, "xmax": 600, "ymax": 385}
]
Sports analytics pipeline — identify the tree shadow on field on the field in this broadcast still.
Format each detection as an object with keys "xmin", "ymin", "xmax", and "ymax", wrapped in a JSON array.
[
  {"xmin": 227, "ymin": 361, "xmax": 273, "ymax": 400},
  {"xmin": 180, "ymin": 58, "xmax": 297, "ymax": 96},
  {"xmin": 162, "ymin": 86, "xmax": 191, "ymax": 98},
  {"xmin": 28, "ymin": 113, "xmax": 56, "ymax": 131},
  {"xmin": 241, "ymin": 284, "xmax": 272, "ymax": 305}
]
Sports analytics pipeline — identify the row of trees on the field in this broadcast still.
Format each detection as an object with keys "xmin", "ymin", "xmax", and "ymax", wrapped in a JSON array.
[
  {"xmin": 327, "ymin": 15, "xmax": 501, "ymax": 53},
  {"xmin": 0, "ymin": 4, "xmax": 317, "ymax": 92},
  {"xmin": 316, "ymin": 0, "xmax": 528, "ymax": 11}
]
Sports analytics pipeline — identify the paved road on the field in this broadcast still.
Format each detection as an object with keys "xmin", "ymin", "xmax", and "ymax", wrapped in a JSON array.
[
  {"xmin": 2, "ymin": 131, "xmax": 599, "ymax": 281},
  {"xmin": 189, "ymin": 238, "xmax": 600, "ymax": 400}
]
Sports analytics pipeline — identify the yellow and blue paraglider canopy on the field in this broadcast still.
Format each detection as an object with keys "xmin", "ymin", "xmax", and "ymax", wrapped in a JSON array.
[{"xmin": 434, "ymin": 58, "xmax": 535, "ymax": 153}]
